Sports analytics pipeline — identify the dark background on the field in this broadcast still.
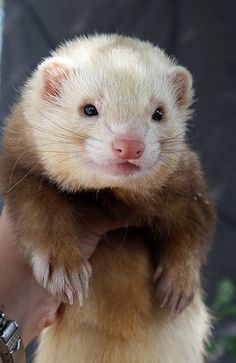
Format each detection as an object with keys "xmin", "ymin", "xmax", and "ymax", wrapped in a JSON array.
[{"xmin": 0, "ymin": 0, "xmax": 235, "ymax": 362}]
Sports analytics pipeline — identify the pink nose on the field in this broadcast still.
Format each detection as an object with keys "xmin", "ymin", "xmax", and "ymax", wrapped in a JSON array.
[{"xmin": 112, "ymin": 139, "xmax": 145, "ymax": 160}]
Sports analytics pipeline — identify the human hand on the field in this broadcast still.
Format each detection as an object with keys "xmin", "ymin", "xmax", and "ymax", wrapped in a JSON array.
[{"xmin": 0, "ymin": 207, "xmax": 61, "ymax": 346}]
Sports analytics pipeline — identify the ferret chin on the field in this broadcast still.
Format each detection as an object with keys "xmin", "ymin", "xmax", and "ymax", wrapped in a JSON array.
[{"xmin": 1, "ymin": 34, "xmax": 215, "ymax": 363}]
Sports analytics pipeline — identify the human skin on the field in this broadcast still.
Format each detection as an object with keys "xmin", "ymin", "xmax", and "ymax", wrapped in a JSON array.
[
  {"xmin": 0, "ymin": 206, "xmax": 127, "ymax": 346},
  {"xmin": 0, "ymin": 206, "xmax": 61, "ymax": 345}
]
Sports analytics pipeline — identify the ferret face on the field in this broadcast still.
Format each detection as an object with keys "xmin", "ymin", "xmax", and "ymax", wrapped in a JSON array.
[{"xmin": 23, "ymin": 35, "xmax": 193, "ymax": 191}]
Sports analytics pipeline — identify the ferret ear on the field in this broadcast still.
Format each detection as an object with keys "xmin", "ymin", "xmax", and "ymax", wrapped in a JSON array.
[
  {"xmin": 39, "ymin": 57, "xmax": 74, "ymax": 100},
  {"xmin": 168, "ymin": 66, "xmax": 193, "ymax": 109}
]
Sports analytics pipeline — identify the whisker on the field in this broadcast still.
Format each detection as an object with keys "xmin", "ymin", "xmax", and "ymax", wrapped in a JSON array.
[
  {"xmin": 151, "ymin": 132, "xmax": 185, "ymax": 147},
  {"xmin": 37, "ymin": 149, "xmax": 79, "ymax": 154},
  {"xmin": 85, "ymin": 142, "xmax": 100, "ymax": 151},
  {"xmin": 155, "ymin": 142, "xmax": 184, "ymax": 148},
  {"xmin": 9, "ymin": 150, "xmax": 31, "ymax": 185},
  {"xmin": 159, "ymin": 157, "xmax": 175, "ymax": 174},
  {"xmin": 71, "ymin": 154, "xmax": 92, "ymax": 164},
  {"xmin": 7, "ymin": 167, "xmax": 38, "ymax": 193},
  {"xmin": 162, "ymin": 131, "xmax": 186, "ymax": 142},
  {"xmin": 88, "ymin": 136, "xmax": 103, "ymax": 143},
  {"xmin": 35, "ymin": 106, "xmax": 80, "ymax": 138},
  {"xmin": 7, "ymin": 153, "xmax": 62, "ymax": 193},
  {"xmin": 161, "ymin": 153, "xmax": 185, "ymax": 157},
  {"xmin": 7, "ymin": 146, "xmax": 95, "ymax": 193},
  {"xmin": 30, "ymin": 124, "xmax": 80, "ymax": 142},
  {"xmin": 159, "ymin": 153, "xmax": 178, "ymax": 162},
  {"xmin": 161, "ymin": 139, "xmax": 185, "ymax": 145},
  {"xmin": 9, "ymin": 141, "xmax": 84, "ymax": 184},
  {"xmin": 33, "ymin": 105, "xmax": 103, "ymax": 144},
  {"xmin": 161, "ymin": 149, "xmax": 186, "ymax": 154},
  {"xmin": 37, "ymin": 139, "xmax": 80, "ymax": 146}
]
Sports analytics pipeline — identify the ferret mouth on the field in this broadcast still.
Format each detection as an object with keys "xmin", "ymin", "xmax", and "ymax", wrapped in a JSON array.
[
  {"xmin": 104, "ymin": 161, "xmax": 140, "ymax": 176},
  {"xmin": 86, "ymin": 160, "xmax": 141, "ymax": 177}
]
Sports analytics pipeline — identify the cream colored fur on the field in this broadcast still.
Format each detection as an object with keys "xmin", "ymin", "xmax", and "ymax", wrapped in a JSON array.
[
  {"xmin": 24, "ymin": 34, "xmax": 210, "ymax": 362},
  {"xmin": 21, "ymin": 34, "xmax": 192, "ymax": 194},
  {"xmin": 34, "ymin": 232, "xmax": 210, "ymax": 363}
]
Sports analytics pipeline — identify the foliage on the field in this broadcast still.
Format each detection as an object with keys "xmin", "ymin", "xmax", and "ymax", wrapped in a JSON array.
[{"xmin": 208, "ymin": 279, "xmax": 236, "ymax": 361}]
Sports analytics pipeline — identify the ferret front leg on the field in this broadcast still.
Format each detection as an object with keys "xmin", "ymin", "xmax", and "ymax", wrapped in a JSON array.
[
  {"xmin": 152, "ymin": 186, "xmax": 215, "ymax": 316},
  {"xmin": 5, "ymin": 169, "xmax": 91, "ymax": 305},
  {"xmin": 153, "ymin": 236, "xmax": 202, "ymax": 316}
]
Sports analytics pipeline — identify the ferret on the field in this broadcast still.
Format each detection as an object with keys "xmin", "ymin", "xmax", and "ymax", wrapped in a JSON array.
[{"xmin": 1, "ymin": 34, "xmax": 215, "ymax": 363}]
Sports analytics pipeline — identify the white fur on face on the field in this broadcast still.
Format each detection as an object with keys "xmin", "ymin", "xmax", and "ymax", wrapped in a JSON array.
[{"xmin": 23, "ymin": 35, "xmax": 191, "ymax": 191}]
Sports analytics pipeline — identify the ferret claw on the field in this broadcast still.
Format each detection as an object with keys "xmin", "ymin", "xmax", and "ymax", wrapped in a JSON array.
[
  {"xmin": 31, "ymin": 251, "xmax": 92, "ymax": 305},
  {"xmin": 154, "ymin": 264, "xmax": 198, "ymax": 317},
  {"xmin": 153, "ymin": 265, "xmax": 164, "ymax": 281},
  {"xmin": 160, "ymin": 288, "xmax": 172, "ymax": 309}
]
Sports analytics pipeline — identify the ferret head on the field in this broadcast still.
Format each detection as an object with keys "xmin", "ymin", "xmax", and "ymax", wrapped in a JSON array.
[{"xmin": 22, "ymin": 34, "xmax": 193, "ymax": 192}]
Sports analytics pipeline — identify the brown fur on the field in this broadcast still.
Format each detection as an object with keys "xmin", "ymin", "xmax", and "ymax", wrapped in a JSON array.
[
  {"xmin": 0, "ymin": 35, "xmax": 215, "ymax": 362},
  {"xmin": 34, "ymin": 231, "xmax": 210, "ymax": 363},
  {"xmin": 1, "ymin": 103, "xmax": 215, "ymax": 311}
]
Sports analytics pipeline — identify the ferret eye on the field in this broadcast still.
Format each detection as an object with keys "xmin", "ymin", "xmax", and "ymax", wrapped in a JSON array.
[
  {"xmin": 83, "ymin": 104, "xmax": 98, "ymax": 117},
  {"xmin": 152, "ymin": 107, "xmax": 164, "ymax": 122}
]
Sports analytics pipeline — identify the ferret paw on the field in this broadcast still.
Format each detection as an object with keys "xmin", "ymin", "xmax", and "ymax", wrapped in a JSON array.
[
  {"xmin": 31, "ymin": 251, "xmax": 92, "ymax": 305},
  {"xmin": 153, "ymin": 263, "xmax": 199, "ymax": 317}
]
